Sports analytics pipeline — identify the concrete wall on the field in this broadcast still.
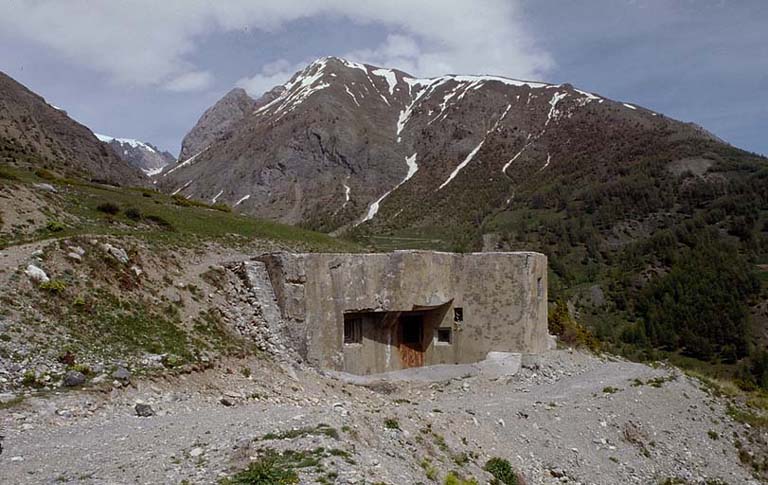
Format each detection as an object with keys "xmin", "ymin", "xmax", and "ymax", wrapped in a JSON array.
[{"xmin": 256, "ymin": 251, "xmax": 548, "ymax": 375}]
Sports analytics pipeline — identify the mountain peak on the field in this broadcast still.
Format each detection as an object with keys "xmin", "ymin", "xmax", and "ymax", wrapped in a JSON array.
[
  {"xmin": 95, "ymin": 133, "xmax": 174, "ymax": 176},
  {"xmin": 177, "ymin": 86, "xmax": 257, "ymax": 161}
]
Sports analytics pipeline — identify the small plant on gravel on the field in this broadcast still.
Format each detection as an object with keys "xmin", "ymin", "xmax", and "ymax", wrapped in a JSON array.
[
  {"xmin": 220, "ymin": 449, "xmax": 299, "ymax": 484},
  {"xmin": 96, "ymin": 202, "xmax": 120, "ymax": 215},
  {"xmin": 21, "ymin": 370, "xmax": 39, "ymax": 387},
  {"xmin": 261, "ymin": 424, "xmax": 339, "ymax": 441},
  {"xmin": 484, "ymin": 457, "xmax": 520, "ymax": 485},
  {"xmin": 420, "ymin": 458, "xmax": 438, "ymax": 481},
  {"xmin": 40, "ymin": 279, "xmax": 67, "ymax": 293},
  {"xmin": 70, "ymin": 363, "xmax": 92, "ymax": 375},
  {"xmin": 707, "ymin": 430, "xmax": 719, "ymax": 440},
  {"xmin": 384, "ymin": 418, "xmax": 400, "ymax": 430},
  {"xmin": 240, "ymin": 366, "xmax": 252, "ymax": 378},
  {"xmin": 444, "ymin": 471, "xmax": 478, "ymax": 485},
  {"xmin": 602, "ymin": 386, "xmax": 620, "ymax": 394},
  {"xmin": 452, "ymin": 452, "xmax": 469, "ymax": 466}
]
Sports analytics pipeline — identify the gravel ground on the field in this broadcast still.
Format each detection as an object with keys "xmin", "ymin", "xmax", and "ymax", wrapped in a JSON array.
[{"xmin": 0, "ymin": 350, "xmax": 759, "ymax": 485}]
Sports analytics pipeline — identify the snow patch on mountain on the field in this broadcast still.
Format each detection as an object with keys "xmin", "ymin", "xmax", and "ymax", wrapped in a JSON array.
[
  {"xmin": 360, "ymin": 153, "xmax": 418, "ymax": 223},
  {"xmin": 545, "ymin": 92, "xmax": 568, "ymax": 126},
  {"xmin": 164, "ymin": 147, "xmax": 209, "ymax": 176},
  {"xmin": 439, "ymin": 140, "xmax": 485, "ymax": 190},
  {"xmin": 372, "ymin": 68, "xmax": 398, "ymax": 95},
  {"xmin": 234, "ymin": 194, "xmax": 251, "ymax": 206},
  {"xmin": 344, "ymin": 85, "xmax": 361, "ymax": 107},
  {"xmin": 95, "ymin": 133, "xmax": 157, "ymax": 153},
  {"xmin": 540, "ymin": 153, "xmax": 552, "ymax": 171},
  {"xmin": 144, "ymin": 166, "xmax": 165, "ymax": 177}
]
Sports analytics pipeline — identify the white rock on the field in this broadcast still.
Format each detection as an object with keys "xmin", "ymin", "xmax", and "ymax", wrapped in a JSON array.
[
  {"xmin": 25, "ymin": 264, "xmax": 49, "ymax": 283},
  {"xmin": 66, "ymin": 252, "xmax": 82, "ymax": 262},
  {"xmin": 33, "ymin": 183, "xmax": 56, "ymax": 192},
  {"xmin": 68, "ymin": 246, "xmax": 85, "ymax": 256},
  {"xmin": 189, "ymin": 447, "xmax": 204, "ymax": 458},
  {"xmin": 101, "ymin": 243, "xmax": 129, "ymax": 264}
]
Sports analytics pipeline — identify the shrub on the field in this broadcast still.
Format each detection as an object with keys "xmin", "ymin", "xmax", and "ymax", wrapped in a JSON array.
[
  {"xmin": 221, "ymin": 451, "xmax": 299, "ymax": 485},
  {"xmin": 172, "ymin": 194, "xmax": 192, "ymax": 207},
  {"xmin": 96, "ymin": 202, "xmax": 120, "ymax": 215},
  {"xmin": 548, "ymin": 301, "xmax": 600, "ymax": 352},
  {"xmin": 124, "ymin": 207, "xmax": 142, "ymax": 221},
  {"xmin": 40, "ymin": 279, "xmax": 67, "ymax": 293},
  {"xmin": 384, "ymin": 418, "xmax": 400, "ymax": 430},
  {"xmin": 445, "ymin": 472, "xmax": 478, "ymax": 485},
  {"xmin": 34, "ymin": 168, "xmax": 56, "ymax": 180},
  {"xmin": 21, "ymin": 370, "xmax": 39, "ymax": 387},
  {"xmin": 420, "ymin": 458, "xmax": 438, "ymax": 481},
  {"xmin": 145, "ymin": 214, "xmax": 173, "ymax": 230},
  {"xmin": 484, "ymin": 457, "xmax": 520, "ymax": 485},
  {"xmin": 45, "ymin": 220, "xmax": 66, "ymax": 232}
]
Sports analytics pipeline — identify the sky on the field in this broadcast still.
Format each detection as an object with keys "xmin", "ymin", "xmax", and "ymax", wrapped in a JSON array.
[{"xmin": 0, "ymin": 0, "xmax": 765, "ymax": 157}]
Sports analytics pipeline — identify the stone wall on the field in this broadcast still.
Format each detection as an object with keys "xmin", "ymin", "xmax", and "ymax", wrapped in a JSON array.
[{"xmin": 256, "ymin": 251, "xmax": 548, "ymax": 375}]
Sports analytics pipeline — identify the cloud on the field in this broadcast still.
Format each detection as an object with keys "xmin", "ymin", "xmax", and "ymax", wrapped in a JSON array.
[
  {"xmin": 0, "ymin": 1, "xmax": 552, "ymax": 94},
  {"xmin": 164, "ymin": 71, "xmax": 213, "ymax": 92},
  {"xmin": 236, "ymin": 59, "xmax": 305, "ymax": 97}
]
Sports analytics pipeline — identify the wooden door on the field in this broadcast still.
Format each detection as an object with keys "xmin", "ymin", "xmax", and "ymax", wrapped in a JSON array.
[{"xmin": 398, "ymin": 314, "xmax": 424, "ymax": 368}]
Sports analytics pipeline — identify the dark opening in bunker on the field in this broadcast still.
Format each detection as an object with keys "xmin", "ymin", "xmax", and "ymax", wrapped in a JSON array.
[
  {"xmin": 437, "ymin": 327, "xmax": 452, "ymax": 343},
  {"xmin": 400, "ymin": 314, "xmax": 423, "ymax": 344},
  {"xmin": 343, "ymin": 315, "xmax": 362, "ymax": 344}
]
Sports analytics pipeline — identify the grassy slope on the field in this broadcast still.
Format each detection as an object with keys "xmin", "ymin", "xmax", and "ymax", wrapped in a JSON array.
[
  {"xmin": 0, "ymin": 163, "xmax": 359, "ymax": 252},
  {"xmin": 0, "ymin": 162, "xmax": 361, "ymax": 390}
]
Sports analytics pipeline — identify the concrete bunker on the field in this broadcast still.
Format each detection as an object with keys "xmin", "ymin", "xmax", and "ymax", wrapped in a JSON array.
[{"xmin": 256, "ymin": 250, "xmax": 548, "ymax": 375}]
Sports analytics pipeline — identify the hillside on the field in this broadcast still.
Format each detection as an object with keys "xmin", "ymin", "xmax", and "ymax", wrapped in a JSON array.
[
  {"xmin": 162, "ymin": 57, "xmax": 768, "ymax": 386},
  {"xmin": 96, "ymin": 133, "xmax": 175, "ymax": 176},
  {"xmin": 0, "ymin": 72, "xmax": 145, "ymax": 186}
]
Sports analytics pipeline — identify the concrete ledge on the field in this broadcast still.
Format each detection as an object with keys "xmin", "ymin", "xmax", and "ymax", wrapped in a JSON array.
[{"xmin": 325, "ymin": 352, "xmax": 522, "ymax": 385}]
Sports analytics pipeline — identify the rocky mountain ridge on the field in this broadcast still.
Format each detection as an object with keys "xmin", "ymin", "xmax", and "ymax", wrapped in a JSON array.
[
  {"xmin": 95, "ymin": 133, "xmax": 175, "ymax": 176},
  {"xmin": 160, "ymin": 56, "xmax": 722, "ymax": 231},
  {"xmin": 0, "ymin": 71, "xmax": 145, "ymax": 186}
]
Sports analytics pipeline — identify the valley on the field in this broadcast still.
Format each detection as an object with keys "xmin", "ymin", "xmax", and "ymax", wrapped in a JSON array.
[{"xmin": 0, "ymin": 53, "xmax": 767, "ymax": 485}]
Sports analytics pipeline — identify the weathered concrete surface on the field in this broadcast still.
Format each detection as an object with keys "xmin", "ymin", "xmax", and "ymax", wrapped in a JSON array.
[{"xmin": 257, "ymin": 251, "xmax": 548, "ymax": 375}]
